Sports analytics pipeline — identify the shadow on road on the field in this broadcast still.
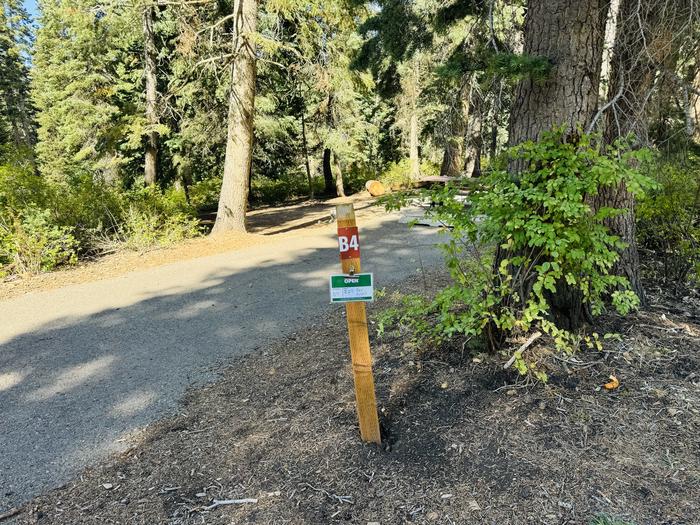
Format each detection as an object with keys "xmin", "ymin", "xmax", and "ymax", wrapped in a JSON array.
[{"xmin": 0, "ymin": 218, "xmax": 443, "ymax": 509}]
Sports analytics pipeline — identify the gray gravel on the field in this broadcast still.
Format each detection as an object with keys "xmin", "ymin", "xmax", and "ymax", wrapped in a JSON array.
[{"xmin": 0, "ymin": 213, "xmax": 443, "ymax": 510}]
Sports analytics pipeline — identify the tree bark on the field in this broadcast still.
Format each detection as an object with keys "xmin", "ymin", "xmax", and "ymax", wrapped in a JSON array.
[
  {"xmin": 595, "ymin": 0, "xmax": 686, "ymax": 304},
  {"xmin": 496, "ymin": 0, "xmax": 610, "ymax": 334},
  {"xmin": 464, "ymin": 97, "xmax": 482, "ymax": 178},
  {"xmin": 692, "ymin": 64, "xmax": 700, "ymax": 143},
  {"xmin": 322, "ymin": 147, "xmax": 335, "ymax": 195},
  {"xmin": 212, "ymin": 0, "xmax": 258, "ymax": 234},
  {"xmin": 508, "ymin": 1, "xmax": 609, "ymax": 148},
  {"xmin": 463, "ymin": 138, "xmax": 481, "ymax": 178},
  {"xmin": 440, "ymin": 80, "xmax": 471, "ymax": 178},
  {"xmin": 300, "ymin": 109, "xmax": 313, "ymax": 199},
  {"xmin": 439, "ymin": 142, "xmax": 462, "ymax": 178},
  {"xmin": 409, "ymin": 110, "xmax": 420, "ymax": 179},
  {"xmin": 143, "ymin": 4, "xmax": 159, "ymax": 186},
  {"xmin": 333, "ymin": 152, "xmax": 345, "ymax": 197}
]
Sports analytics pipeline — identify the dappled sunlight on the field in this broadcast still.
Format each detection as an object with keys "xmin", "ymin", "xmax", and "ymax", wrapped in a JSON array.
[
  {"xmin": 111, "ymin": 390, "xmax": 157, "ymax": 417},
  {"xmin": 0, "ymin": 370, "xmax": 27, "ymax": 392},
  {"xmin": 97, "ymin": 313, "xmax": 128, "ymax": 328},
  {"xmin": 24, "ymin": 355, "xmax": 116, "ymax": 402},
  {"xmin": 0, "ymin": 216, "xmax": 443, "ymax": 508},
  {"xmin": 169, "ymin": 299, "xmax": 226, "ymax": 320}
]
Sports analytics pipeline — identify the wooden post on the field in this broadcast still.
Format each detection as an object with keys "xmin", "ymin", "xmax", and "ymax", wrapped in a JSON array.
[{"xmin": 336, "ymin": 203, "xmax": 381, "ymax": 444}]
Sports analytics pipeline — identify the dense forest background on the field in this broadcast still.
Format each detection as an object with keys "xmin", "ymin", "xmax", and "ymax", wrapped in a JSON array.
[{"xmin": 0, "ymin": 0, "xmax": 698, "ymax": 313}]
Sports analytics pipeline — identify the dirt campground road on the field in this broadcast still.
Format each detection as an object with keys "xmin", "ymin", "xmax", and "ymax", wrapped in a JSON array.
[{"xmin": 0, "ymin": 196, "xmax": 443, "ymax": 511}]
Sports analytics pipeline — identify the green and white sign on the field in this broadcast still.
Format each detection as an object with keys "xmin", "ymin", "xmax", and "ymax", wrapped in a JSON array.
[{"xmin": 329, "ymin": 273, "xmax": 374, "ymax": 303}]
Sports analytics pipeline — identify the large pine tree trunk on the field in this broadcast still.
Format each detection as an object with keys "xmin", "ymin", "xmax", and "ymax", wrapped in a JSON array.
[
  {"xmin": 406, "ymin": 57, "xmax": 421, "ymax": 180},
  {"xmin": 508, "ymin": 1, "xmax": 609, "ymax": 147},
  {"xmin": 212, "ymin": 0, "xmax": 258, "ymax": 234},
  {"xmin": 439, "ymin": 143, "xmax": 462, "ymax": 177},
  {"xmin": 464, "ymin": 97, "xmax": 482, "ymax": 178},
  {"xmin": 497, "ymin": 0, "xmax": 610, "ymax": 333},
  {"xmin": 143, "ymin": 4, "xmax": 158, "ymax": 186},
  {"xmin": 595, "ymin": 0, "xmax": 685, "ymax": 304}
]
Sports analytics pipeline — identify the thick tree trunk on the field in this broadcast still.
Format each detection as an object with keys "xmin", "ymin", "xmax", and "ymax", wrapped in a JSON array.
[
  {"xmin": 508, "ymin": 1, "xmax": 609, "ymax": 148},
  {"xmin": 322, "ymin": 147, "xmax": 335, "ymax": 195},
  {"xmin": 463, "ymin": 140, "xmax": 480, "ymax": 178},
  {"xmin": 143, "ymin": 4, "xmax": 159, "ymax": 186},
  {"xmin": 488, "ymin": 123, "xmax": 498, "ymax": 160},
  {"xmin": 406, "ymin": 56, "xmax": 421, "ymax": 180},
  {"xmin": 439, "ymin": 142, "xmax": 462, "ymax": 177},
  {"xmin": 333, "ymin": 152, "xmax": 345, "ymax": 198},
  {"xmin": 496, "ymin": 0, "xmax": 610, "ymax": 334},
  {"xmin": 595, "ymin": 0, "xmax": 686, "ymax": 304},
  {"xmin": 212, "ymin": 0, "xmax": 258, "ymax": 234}
]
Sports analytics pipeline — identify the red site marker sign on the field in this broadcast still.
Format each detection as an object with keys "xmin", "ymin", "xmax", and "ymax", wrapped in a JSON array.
[{"xmin": 337, "ymin": 226, "xmax": 360, "ymax": 260}]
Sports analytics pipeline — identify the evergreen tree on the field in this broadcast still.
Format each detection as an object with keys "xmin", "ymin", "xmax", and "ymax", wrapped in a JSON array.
[
  {"xmin": 32, "ymin": 0, "xmax": 141, "ymax": 182},
  {"xmin": 212, "ymin": 0, "xmax": 259, "ymax": 233},
  {"xmin": 0, "ymin": 0, "xmax": 34, "ymax": 150}
]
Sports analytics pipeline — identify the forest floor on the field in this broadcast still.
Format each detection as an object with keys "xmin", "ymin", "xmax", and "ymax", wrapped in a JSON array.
[
  {"xmin": 8, "ymin": 270, "xmax": 700, "ymax": 525},
  {"xmin": 0, "ymin": 193, "xmax": 379, "ymax": 301}
]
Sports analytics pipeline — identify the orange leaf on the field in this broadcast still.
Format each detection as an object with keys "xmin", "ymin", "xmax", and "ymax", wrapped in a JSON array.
[{"xmin": 604, "ymin": 375, "xmax": 620, "ymax": 390}]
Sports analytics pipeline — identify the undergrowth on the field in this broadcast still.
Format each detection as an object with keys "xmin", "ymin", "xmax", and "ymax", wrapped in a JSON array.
[
  {"xmin": 0, "ymin": 150, "xmax": 202, "ymax": 275},
  {"xmin": 379, "ymin": 131, "xmax": 653, "ymax": 382}
]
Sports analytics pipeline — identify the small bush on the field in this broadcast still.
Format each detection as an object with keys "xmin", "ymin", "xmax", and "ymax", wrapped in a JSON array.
[
  {"xmin": 379, "ymin": 158, "xmax": 439, "ymax": 189},
  {"xmin": 342, "ymin": 163, "xmax": 376, "ymax": 195},
  {"xmin": 637, "ymin": 159, "xmax": 699, "ymax": 289},
  {"xmin": 382, "ymin": 131, "xmax": 652, "ymax": 382},
  {"xmin": 0, "ymin": 209, "xmax": 78, "ymax": 274},
  {"xmin": 250, "ymin": 174, "xmax": 321, "ymax": 205},
  {"xmin": 52, "ymin": 173, "xmax": 123, "ymax": 250},
  {"xmin": 188, "ymin": 177, "xmax": 222, "ymax": 212},
  {"xmin": 113, "ymin": 187, "xmax": 201, "ymax": 252},
  {"xmin": 116, "ymin": 207, "xmax": 200, "ymax": 252},
  {"xmin": 379, "ymin": 159, "xmax": 413, "ymax": 189}
]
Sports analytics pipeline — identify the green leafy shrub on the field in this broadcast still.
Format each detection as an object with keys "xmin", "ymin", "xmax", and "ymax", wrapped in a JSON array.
[
  {"xmin": 382, "ymin": 131, "xmax": 652, "ymax": 381},
  {"xmin": 0, "ymin": 209, "xmax": 78, "ymax": 274},
  {"xmin": 116, "ymin": 207, "xmax": 200, "ymax": 251},
  {"xmin": 379, "ymin": 158, "xmax": 440, "ymax": 189},
  {"xmin": 637, "ymin": 159, "xmax": 699, "ymax": 289},
  {"xmin": 188, "ymin": 176, "xmax": 222, "ymax": 212},
  {"xmin": 52, "ymin": 173, "xmax": 123, "ymax": 249},
  {"xmin": 0, "ymin": 149, "xmax": 53, "ymax": 213},
  {"xmin": 250, "ymin": 174, "xmax": 322, "ymax": 205},
  {"xmin": 113, "ymin": 186, "xmax": 201, "ymax": 252},
  {"xmin": 379, "ymin": 159, "xmax": 413, "ymax": 188}
]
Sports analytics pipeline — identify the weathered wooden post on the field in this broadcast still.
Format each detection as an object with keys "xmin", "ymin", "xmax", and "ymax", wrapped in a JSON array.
[{"xmin": 334, "ymin": 203, "xmax": 381, "ymax": 444}]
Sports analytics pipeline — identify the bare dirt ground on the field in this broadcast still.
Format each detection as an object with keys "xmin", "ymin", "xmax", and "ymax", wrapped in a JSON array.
[
  {"xmin": 9, "ymin": 271, "xmax": 699, "ymax": 525},
  {"xmin": 0, "ymin": 194, "xmax": 378, "ymax": 301}
]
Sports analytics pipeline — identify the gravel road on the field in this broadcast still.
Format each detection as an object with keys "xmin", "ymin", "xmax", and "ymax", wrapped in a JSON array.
[{"xmin": 0, "ymin": 211, "xmax": 442, "ymax": 510}]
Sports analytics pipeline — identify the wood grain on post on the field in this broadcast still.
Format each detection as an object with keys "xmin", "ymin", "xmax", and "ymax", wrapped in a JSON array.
[{"xmin": 335, "ymin": 203, "xmax": 382, "ymax": 444}]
